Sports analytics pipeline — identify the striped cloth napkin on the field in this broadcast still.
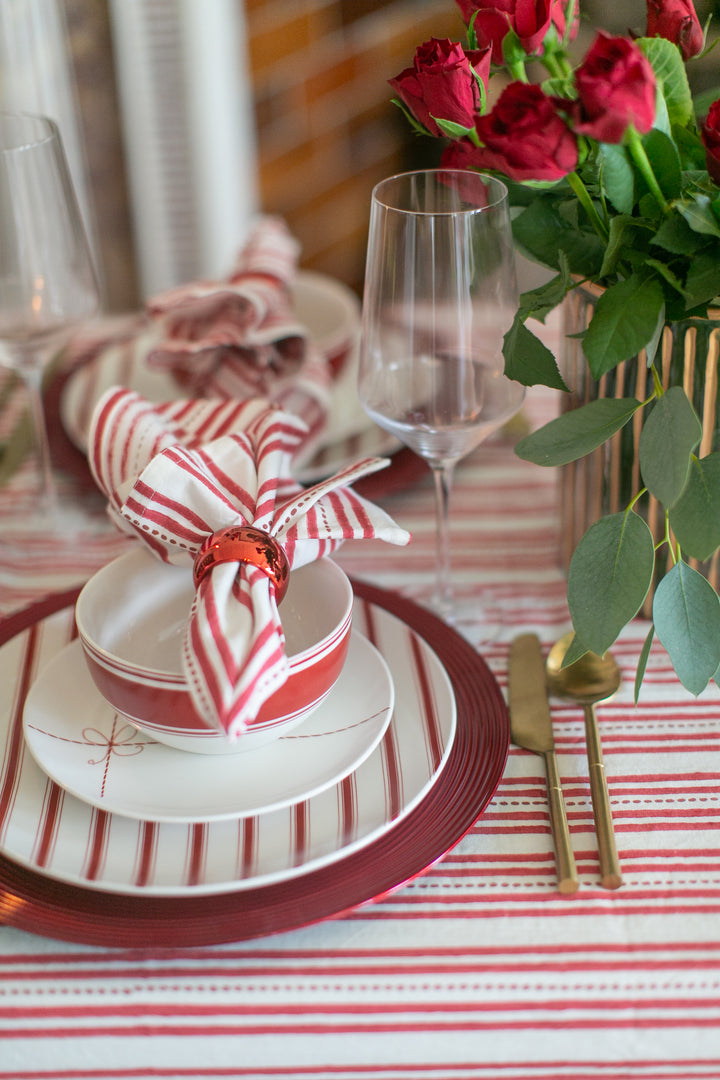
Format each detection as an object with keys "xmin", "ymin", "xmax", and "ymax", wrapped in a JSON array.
[
  {"xmin": 64, "ymin": 216, "xmax": 332, "ymax": 463},
  {"xmin": 88, "ymin": 388, "xmax": 410, "ymax": 738}
]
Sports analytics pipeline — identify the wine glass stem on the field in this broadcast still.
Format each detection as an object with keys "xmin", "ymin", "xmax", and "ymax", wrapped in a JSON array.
[
  {"xmin": 23, "ymin": 365, "xmax": 59, "ymax": 515},
  {"xmin": 431, "ymin": 461, "xmax": 454, "ymax": 621}
]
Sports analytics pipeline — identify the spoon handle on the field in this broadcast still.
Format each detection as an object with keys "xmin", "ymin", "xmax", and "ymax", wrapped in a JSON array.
[
  {"xmin": 584, "ymin": 705, "xmax": 622, "ymax": 889},
  {"xmin": 542, "ymin": 749, "xmax": 579, "ymax": 894}
]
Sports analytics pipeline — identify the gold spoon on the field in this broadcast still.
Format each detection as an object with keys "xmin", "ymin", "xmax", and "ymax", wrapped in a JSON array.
[{"xmin": 546, "ymin": 633, "xmax": 623, "ymax": 890}]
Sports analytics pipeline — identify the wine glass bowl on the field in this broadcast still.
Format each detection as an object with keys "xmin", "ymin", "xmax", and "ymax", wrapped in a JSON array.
[
  {"xmin": 0, "ymin": 111, "xmax": 99, "ymax": 544},
  {"xmin": 358, "ymin": 169, "xmax": 524, "ymax": 621}
]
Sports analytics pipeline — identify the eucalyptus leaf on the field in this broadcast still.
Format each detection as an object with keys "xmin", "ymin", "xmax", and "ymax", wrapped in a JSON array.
[
  {"xmin": 634, "ymin": 624, "xmax": 655, "ymax": 704},
  {"xmin": 515, "ymin": 397, "xmax": 641, "ymax": 466},
  {"xmin": 503, "ymin": 315, "xmax": 568, "ymax": 390},
  {"xmin": 669, "ymin": 452, "xmax": 720, "ymax": 561},
  {"xmin": 582, "ymin": 274, "xmax": 666, "ymax": 378},
  {"xmin": 560, "ymin": 633, "xmax": 589, "ymax": 668},
  {"xmin": 639, "ymin": 387, "xmax": 702, "ymax": 507},
  {"xmin": 653, "ymin": 562, "xmax": 720, "ymax": 695},
  {"xmin": 567, "ymin": 512, "xmax": 656, "ymax": 656}
]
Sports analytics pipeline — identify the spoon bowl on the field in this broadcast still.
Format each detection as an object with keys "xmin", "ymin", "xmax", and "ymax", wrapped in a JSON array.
[{"xmin": 546, "ymin": 634, "xmax": 622, "ymax": 705}]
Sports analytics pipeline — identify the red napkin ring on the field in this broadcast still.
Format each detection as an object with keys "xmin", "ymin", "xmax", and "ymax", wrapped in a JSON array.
[{"xmin": 193, "ymin": 525, "xmax": 290, "ymax": 602}]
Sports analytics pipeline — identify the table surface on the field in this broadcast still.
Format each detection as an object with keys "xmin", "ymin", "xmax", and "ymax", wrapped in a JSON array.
[{"xmin": 1, "ymin": 371, "xmax": 720, "ymax": 1080}]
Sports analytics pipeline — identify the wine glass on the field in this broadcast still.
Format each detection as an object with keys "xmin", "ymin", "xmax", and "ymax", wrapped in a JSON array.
[
  {"xmin": 358, "ymin": 169, "xmax": 525, "ymax": 623},
  {"xmin": 0, "ymin": 111, "xmax": 99, "ymax": 547}
]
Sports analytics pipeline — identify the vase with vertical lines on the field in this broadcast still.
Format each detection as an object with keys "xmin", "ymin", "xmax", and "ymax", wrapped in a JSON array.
[{"xmin": 559, "ymin": 282, "xmax": 720, "ymax": 616}]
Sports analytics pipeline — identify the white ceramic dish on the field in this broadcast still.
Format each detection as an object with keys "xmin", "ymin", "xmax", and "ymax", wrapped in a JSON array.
[
  {"xmin": 23, "ymin": 630, "xmax": 393, "ymax": 822},
  {"xmin": 0, "ymin": 597, "xmax": 456, "ymax": 895},
  {"xmin": 75, "ymin": 550, "xmax": 354, "ymax": 754}
]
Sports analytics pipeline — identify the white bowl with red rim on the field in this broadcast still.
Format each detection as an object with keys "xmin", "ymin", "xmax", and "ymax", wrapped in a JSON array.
[{"xmin": 75, "ymin": 548, "xmax": 354, "ymax": 754}]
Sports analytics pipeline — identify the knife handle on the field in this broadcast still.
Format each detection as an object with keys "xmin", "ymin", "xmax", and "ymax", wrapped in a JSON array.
[
  {"xmin": 584, "ymin": 705, "xmax": 622, "ymax": 890},
  {"xmin": 543, "ymin": 749, "xmax": 579, "ymax": 894}
]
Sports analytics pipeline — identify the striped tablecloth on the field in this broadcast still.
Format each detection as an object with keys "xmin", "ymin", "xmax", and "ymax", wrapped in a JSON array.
[{"xmin": 1, "ymin": 376, "xmax": 720, "ymax": 1080}]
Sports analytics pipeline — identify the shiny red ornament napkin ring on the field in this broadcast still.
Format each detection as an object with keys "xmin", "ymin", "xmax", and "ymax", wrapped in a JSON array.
[{"xmin": 193, "ymin": 525, "xmax": 290, "ymax": 601}]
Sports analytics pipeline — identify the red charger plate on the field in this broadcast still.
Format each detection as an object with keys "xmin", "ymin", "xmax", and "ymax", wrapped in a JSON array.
[{"xmin": 0, "ymin": 580, "xmax": 508, "ymax": 948}]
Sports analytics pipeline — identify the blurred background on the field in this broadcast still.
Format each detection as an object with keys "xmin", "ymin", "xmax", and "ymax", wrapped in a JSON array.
[{"xmin": 1, "ymin": 0, "xmax": 717, "ymax": 313}]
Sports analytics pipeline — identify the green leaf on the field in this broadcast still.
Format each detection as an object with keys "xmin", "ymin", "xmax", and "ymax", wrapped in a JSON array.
[
  {"xmin": 641, "ymin": 129, "xmax": 682, "ymax": 201},
  {"xmin": 676, "ymin": 195, "xmax": 720, "ymax": 239},
  {"xmin": 391, "ymin": 98, "xmax": 431, "ymax": 137},
  {"xmin": 639, "ymin": 387, "xmax": 702, "ymax": 508},
  {"xmin": 560, "ymin": 634, "xmax": 589, "ymax": 668},
  {"xmin": 515, "ymin": 397, "xmax": 642, "ymax": 467},
  {"xmin": 634, "ymin": 624, "xmax": 655, "ymax": 704},
  {"xmin": 652, "ymin": 213, "xmax": 710, "ymax": 255},
  {"xmin": 582, "ymin": 274, "xmax": 666, "ymax": 378},
  {"xmin": 684, "ymin": 247, "xmax": 720, "ymax": 308},
  {"xmin": 599, "ymin": 143, "xmax": 635, "ymax": 214},
  {"xmin": 568, "ymin": 511, "xmax": 656, "ymax": 655},
  {"xmin": 599, "ymin": 215, "xmax": 646, "ymax": 278},
  {"xmin": 432, "ymin": 116, "xmax": 476, "ymax": 140},
  {"xmin": 638, "ymin": 36, "xmax": 694, "ymax": 128},
  {"xmin": 653, "ymin": 562, "xmax": 720, "ymax": 694},
  {"xmin": 669, "ymin": 452, "xmax": 720, "ymax": 561},
  {"xmin": 503, "ymin": 315, "xmax": 568, "ymax": 390},
  {"xmin": 517, "ymin": 256, "xmax": 571, "ymax": 323},
  {"xmin": 512, "ymin": 199, "xmax": 604, "ymax": 277}
]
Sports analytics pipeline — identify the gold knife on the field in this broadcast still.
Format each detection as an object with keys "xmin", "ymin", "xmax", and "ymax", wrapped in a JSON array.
[{"xmin": 508, "ymin": 633, "xmax": 579, "ymax": 895}]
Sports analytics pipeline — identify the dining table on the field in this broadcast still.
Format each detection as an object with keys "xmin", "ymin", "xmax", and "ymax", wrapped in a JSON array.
[{"xmin": 1, "ymin": 324, "xmax": 720, "ymax": 1080}]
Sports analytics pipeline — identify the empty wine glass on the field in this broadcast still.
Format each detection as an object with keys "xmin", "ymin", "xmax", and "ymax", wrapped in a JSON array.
[
  {"xmin": 0, "ymin": 111, "xmax": 99, "ymax": 548},
  {"xmin": 358, "ymin": 169, "xmax": 525, "ymax": 623}
]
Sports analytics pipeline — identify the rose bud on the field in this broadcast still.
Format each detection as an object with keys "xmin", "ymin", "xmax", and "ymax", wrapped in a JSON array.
[
  {"xmin": 456, "ymin": 0, "xmax": 567, "ymax": 61},
  {"xmin": 389, "ymin": 38, "xmax": 491, "ymax": 137},
  {"xmin": 701, "ymin": 99, "xmax": 720, "ymax": 185},
  {"xmin": 570, "ymin": 33, "xmax": 656, "ymax": 144},
  {"xmin": 446, "ymin": 81, "xmax": 578, "ymax": 182},
  {"xmin": 646, "ymin": 0, "xmax": 704, "ymax": 61}
]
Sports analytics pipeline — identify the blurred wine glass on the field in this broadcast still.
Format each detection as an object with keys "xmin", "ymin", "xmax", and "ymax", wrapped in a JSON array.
[
  {"xmin": 358, "ymin": 169, "xmax": 524, "ymax": 623},
  {"xmin": 0, "ymin": 111, "xmax": 99, "ymax": 548}
]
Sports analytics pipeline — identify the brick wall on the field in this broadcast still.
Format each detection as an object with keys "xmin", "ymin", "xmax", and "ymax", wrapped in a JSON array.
[{"xmin": 245, "ymin": 0, "xmax": 459, "ymax": 293}]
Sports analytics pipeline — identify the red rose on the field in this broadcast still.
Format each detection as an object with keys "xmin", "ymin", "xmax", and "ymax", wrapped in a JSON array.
[
  {"xmin": 570, "ymin": 33, "xmax": 656, "ymax": 144},
  {"xmin": 646, "ymin": 0, "xmax": 704, "ymax": 60},
  {"xmin": 701, "ymin": 99, "xmax": 720, "ymax": 185},
  {"xmin": 389, "ymin": 38, "xmax": 491, "ymax": 137},
  {"xmin": 456, "ymin": 0, "xmax": 571, "ymax": 61},
  {"xmin": 446, "ymin": 81, "xmax": 578, "ymax": 182}
]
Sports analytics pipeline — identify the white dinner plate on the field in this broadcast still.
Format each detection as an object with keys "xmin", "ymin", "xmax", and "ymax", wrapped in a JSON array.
[
  {"xmin": 0, "ymin": 597, "xmax": 456, "ymax": 896},
  {"xmin": 23, "ymin": 631, "xmax": 393, "ymax": 824}
]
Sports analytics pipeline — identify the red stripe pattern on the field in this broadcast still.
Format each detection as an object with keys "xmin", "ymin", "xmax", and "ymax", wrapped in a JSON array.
[
  {"xmin": 88, "ymin": 391, "xmax": 409, "ymax": 734},
  {"xmin": 3, "ymin": 356, "xmax": 720, "ymax": 1077}
]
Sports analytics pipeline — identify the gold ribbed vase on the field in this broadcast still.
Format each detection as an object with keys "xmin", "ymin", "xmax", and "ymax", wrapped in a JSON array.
[{"xmin": 560, "ymin": 284, "xmax": 720, "ymax": 616}]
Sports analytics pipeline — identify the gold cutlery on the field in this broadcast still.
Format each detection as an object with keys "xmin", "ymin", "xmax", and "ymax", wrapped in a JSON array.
[
  {"xmin": 546, "ymin": 633, "xmax": 623, "ymax": 890},
  {"xmin": 509, "ymin": 633, "xmax": 578, "ymax": 895}
]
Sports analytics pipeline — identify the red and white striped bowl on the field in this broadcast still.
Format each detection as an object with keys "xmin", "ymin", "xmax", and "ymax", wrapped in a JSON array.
[{"xmin": 75, "ymin": 549, "xmax": 354, "ymax": 754}]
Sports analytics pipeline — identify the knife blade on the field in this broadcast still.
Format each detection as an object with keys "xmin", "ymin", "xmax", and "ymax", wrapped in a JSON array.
[{"xmin": 508, "ymin": 633, "xmax": 578, "ymax": 895}]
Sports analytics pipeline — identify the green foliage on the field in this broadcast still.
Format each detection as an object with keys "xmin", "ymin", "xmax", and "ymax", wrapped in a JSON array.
[{"xmin": 395, "ymin": 2, "xmax": 720, "ymax": 698}]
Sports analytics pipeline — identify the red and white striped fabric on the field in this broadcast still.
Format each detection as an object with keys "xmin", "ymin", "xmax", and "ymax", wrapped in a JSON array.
[
  {"xmin": 63, "ymin": 217, "xmax": 333, "ymax": 461},
  {"xmin": 88, "ymin": 388, "xmax": 410, "ymax": 736}
]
